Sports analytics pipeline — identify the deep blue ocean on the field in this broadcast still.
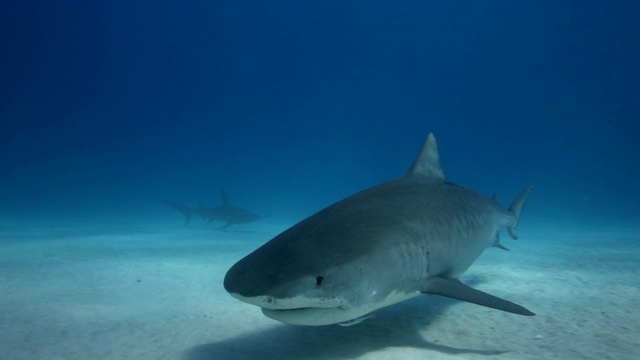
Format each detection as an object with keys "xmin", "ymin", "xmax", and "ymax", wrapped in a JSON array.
[
  {"xmin": 1, "ymin": 2, "xmax": 639, "ymax": 359},
  {"xmin": 1, "ymin": 1, "xmax": 638, "ymax": 227}
]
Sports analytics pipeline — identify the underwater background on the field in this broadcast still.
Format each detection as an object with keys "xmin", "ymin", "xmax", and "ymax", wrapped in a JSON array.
[
  {"xmin": 1, "ymin": 0, "xmax": 638, "ymax": 227},
  {"xmin": 1, "ymin": 1, "xmax": 639, "ymax": 360}
]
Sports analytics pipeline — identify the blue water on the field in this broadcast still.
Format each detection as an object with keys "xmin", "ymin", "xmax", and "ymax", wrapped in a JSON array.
[
  {"xmin": 1, "ymin": 0, "xmax": 638, "ymax": 225},
  {"xmin": 1, "ymin": 1, "xmax": 638, "ymax": 359}
]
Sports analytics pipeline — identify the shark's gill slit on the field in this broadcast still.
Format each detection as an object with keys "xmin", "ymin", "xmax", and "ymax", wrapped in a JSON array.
[{"xmin": 315, "ymin": 276, "xmax": 324, "ymax": 286}]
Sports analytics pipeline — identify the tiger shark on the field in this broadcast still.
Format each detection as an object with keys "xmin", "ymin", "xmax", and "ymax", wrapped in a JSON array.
[
  {"xmin": 224, "ymin": 133, "xmax": 533, "ymax": 326},
  {"xmin": 161, "ymin": 187, "xmax": 264, "ymax": 229}
]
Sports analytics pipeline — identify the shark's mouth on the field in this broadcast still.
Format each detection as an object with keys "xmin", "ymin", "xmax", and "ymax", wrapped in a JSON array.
[
  {"xmin": 261, "ymin": 306, "xmax": 354, "ymax": 326},
  {"xmin": 229, "ymin": 292, "xmax": 359, "ymax": 326},
  {"xmin": 229, "ymin": 292, "xmax": 345, "ymax": 309},
  {"xmin": 228, "ymin": 288, "xmax": 423, "ymax": 326}
]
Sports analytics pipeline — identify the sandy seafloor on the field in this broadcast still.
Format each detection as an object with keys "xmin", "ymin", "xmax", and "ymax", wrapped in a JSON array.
[{"xmin": 1, "ymin": 218, "xmax": 638, "ymax": 360}]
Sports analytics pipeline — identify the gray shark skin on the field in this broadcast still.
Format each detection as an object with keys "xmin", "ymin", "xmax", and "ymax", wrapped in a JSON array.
[
  {"xmin": 161, "ymin": 187, "xmax": 265, "ymax": 229},
  {"xmin": 224, "ymin": 133, "xmax": 533, "ymax": 326}
]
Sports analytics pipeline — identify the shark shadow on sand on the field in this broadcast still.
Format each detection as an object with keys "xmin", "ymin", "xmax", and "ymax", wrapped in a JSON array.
[{"xmin": 185, "ymin": 283, "xmax": 513, "ymax": 360}]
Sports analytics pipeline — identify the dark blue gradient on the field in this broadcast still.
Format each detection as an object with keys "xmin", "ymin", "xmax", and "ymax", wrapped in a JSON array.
[{"xmin": 1, "ymin": 1, "xmax": 638, "ymax": 226}]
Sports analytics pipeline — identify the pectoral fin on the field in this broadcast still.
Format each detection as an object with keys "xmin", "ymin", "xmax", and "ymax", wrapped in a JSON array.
[{"xmin": 422, "ymin": 277, "xmax": 534, "ymax": 316}]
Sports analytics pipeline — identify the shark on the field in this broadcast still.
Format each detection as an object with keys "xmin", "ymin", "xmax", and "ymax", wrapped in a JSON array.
[
  {"xmin": 161, "ymin": 187, "xmax": 265, "ymax": 229},
  {"xmin": 223, "ymin": 133, "xmax": 533, "ymax": 326}
]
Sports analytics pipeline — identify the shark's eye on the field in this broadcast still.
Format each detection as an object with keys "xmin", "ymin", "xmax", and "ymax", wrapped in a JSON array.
[{"xmin": 315, "ymin": 276, "xmax": 324, "ymax": 286}]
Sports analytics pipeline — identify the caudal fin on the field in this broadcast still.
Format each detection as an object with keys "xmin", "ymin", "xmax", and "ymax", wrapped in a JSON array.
[{"xmin": 507, "ymin": 185, "xmax": 533, "ymax": 240}]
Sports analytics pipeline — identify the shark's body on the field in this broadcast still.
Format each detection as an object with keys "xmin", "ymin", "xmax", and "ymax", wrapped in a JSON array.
[
  {"xmin": 161, "ymin": 188, "xmax": 264, "ymax": 229},
  {"xmin": 224, "ymin": 133, "xmax": 533, "ymax": 326}
]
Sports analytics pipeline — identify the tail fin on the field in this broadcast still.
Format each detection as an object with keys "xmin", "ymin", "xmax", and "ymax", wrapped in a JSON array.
[
  {"xmin": 160, "ymin": 199, "xmax": 194, "ymax": 225},
  {"xmin": 507, "ymin": 186, "xmax": 533, "ymax": 240}
]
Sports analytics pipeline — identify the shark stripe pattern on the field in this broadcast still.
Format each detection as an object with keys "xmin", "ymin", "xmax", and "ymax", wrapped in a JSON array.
[{"xmin": 224, "ymin": 133, "xmax": 533, "ymax": 326}]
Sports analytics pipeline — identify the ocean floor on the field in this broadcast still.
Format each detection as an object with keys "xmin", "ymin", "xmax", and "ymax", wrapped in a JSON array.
[{"xmin": 0, "ymin": 220, "xmax": 638, "ymax": 360}]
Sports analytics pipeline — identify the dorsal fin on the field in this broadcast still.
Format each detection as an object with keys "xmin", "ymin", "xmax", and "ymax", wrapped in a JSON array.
[
  {"xmin": 220, "ymin": 187, "xmax": 231, "ymax": 207},
  {"xmin": 407, "ymin": 133, "xmax": 445, "ymax": 180}
]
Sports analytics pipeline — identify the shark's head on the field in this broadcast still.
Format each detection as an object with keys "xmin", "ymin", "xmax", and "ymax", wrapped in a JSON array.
[
  {"xmin": 223, "ymin": 208, "xmax": 425, "ymax": 326},
  {"xmin": 224, "ymin": 260, "xmax": 361, "ymax": 325}
]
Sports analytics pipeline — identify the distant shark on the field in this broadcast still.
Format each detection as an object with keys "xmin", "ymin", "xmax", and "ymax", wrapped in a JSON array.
[
  {"xmin": 161, "ymin": 187, "xmax": 265, "ymax": 229},
  {"xmin": 224, "ymin": 133, "xmax": 533, "ymax": 326}
]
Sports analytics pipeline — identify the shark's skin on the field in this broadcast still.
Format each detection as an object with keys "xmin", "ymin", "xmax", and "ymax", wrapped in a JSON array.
[
  {"xmin": 224, "ymin": 133, "xmax": 533, "ymax": 326},
  {"xmin": 161, "ymin": 187, "xmax": 265, "ymax": 229}
]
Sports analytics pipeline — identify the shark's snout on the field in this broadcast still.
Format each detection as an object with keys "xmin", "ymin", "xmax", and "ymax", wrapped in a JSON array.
[{"xmin": 223, "ymin": 261, "xmax": 257, "ymax": 298}]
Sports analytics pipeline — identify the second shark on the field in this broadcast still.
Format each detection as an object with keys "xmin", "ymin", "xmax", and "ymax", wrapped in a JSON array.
[{"xmin": 161, "ymin": 187, "xmax": 265, "ymax": 229}]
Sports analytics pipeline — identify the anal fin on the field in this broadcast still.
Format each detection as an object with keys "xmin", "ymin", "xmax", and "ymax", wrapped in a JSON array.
[{"xmin": 422, "ymin": 277, "xmax": 534, "ymax": 316}]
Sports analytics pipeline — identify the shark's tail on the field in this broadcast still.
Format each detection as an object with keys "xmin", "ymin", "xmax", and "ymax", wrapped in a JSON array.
[
  {"xmin": 160, "ymin": 199, "xmax": 194, "ymax": 225},
  {"xmin": 506, "ymin": 185, "xmax": 533, "ymax": 240}
]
